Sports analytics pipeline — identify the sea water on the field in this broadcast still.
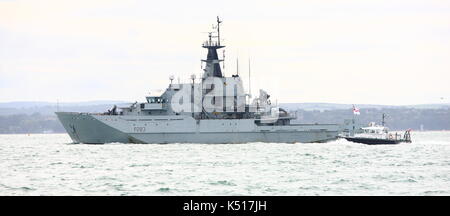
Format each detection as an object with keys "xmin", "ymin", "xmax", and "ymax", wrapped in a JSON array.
[{"xmin": 0, "ymin": 131, "xmax": 449, "ymax": 195}]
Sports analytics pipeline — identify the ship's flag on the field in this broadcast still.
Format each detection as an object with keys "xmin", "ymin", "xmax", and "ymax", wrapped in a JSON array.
[{"xmin": 352, "ymin": 105, "xmax": 360, "ymax": 115}]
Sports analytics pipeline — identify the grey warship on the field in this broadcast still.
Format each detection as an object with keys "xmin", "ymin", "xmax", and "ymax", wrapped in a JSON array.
[{"xmin": 56, "ymin": 17, "xmax": 340, "ymax": 144}]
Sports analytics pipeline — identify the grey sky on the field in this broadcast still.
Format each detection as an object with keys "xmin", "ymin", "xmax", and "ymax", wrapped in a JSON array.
[{"xmin": 1, "ymin": 0, "xmax": 449, "ymax": 105}]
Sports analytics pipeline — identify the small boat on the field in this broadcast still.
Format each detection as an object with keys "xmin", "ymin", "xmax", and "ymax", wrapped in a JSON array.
[{"xmin": 340, "ymin": 114, "xmax": 412, "ymax": 145}]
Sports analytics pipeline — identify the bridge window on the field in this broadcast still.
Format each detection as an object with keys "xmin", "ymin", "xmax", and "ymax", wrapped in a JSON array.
[{"xmin": 147, "ymin": 97, "xmax": 163, "ymax": 103}]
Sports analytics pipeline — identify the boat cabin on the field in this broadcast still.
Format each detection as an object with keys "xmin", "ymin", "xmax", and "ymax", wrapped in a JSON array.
[
  {"xmin": 361, "ymin": 126, "xmax": 388, "ymax": 135},
  {"xmin": 355, "ymin": 122, "xmax": 390, "ymax": 139}
]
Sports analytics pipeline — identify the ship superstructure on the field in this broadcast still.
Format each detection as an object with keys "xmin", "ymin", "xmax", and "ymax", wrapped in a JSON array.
[{"xmin": 56, "ymin": 17, "xmax": 340, "ymax": 144}]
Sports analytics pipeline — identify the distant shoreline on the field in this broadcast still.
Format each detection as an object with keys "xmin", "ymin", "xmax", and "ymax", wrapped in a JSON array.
[
  {"xmin": 1, "ymin": 131, "xmax": 450, "ymax": 136},
  {"xmin": 2, "ymin": 102, "xmax": 450, "ymax": 132}
]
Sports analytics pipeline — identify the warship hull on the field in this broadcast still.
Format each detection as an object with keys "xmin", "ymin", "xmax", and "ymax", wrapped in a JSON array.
[{"xmin": 57, "ymin": 112, "xmax": 340, "ymax": 144}]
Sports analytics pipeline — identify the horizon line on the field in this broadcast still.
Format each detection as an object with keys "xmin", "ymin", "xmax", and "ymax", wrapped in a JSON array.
[{"xmin": 0, "ymin": 100, "xmax": 449, "ymax": 107}]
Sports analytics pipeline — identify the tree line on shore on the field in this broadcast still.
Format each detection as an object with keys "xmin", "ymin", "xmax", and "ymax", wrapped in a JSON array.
[
  {"xmin": 292, "ymin": 108, "xmax": 450, "ymax": 131},
  {"xmin": 1, "ymin": 107, "xmax": 449, "ymax": 134}
]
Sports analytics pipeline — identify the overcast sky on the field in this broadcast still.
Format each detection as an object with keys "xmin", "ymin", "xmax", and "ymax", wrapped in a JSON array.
[{"xmin": 1, "ymin": 0, "xmax": 449, "ymax": 105}]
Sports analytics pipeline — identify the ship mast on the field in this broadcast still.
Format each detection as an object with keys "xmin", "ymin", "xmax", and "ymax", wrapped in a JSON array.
[
  {"xmin": 201, "ymin": 16, "xmax": 225, "ymax": 78},
  {"xmin": 217, "ymin": 16, "xmax": 222, "ymax": 46}
]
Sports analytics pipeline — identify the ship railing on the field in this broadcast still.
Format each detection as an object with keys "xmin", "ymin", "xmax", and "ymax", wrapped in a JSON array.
[
  {"xmin": 202, "ymin": 41, "xmax": 222, "ymax": 47},
  {"xmin": 387, "ymin": 132, "xmax": 407, "ymax": 140}
]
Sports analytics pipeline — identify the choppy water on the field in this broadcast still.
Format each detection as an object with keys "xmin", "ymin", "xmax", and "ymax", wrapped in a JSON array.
[{"xmin": 0, "ymin": 132, "xmax": 449, "ymax": 195}]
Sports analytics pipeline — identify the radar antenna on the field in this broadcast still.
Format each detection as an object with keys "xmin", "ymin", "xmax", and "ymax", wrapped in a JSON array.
[
  {"xmin": 169, "ymin": 75, "xmax": 174, "ymax": 85},
  {"xmin": 216, "ymin": 16, "xmax": 222, "ymax": 46}
]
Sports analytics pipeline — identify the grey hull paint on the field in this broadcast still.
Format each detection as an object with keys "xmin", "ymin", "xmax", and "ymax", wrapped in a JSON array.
[
  {"xmin": 56, "ymin": 112, "xmax": 339, "ymax": 144},
  {"xmin": 56, "ymin": 112, "xmax": 133, "ymax": 144},
  {"xmin": 130, "ymin": 131, "xmax": 337, "ymax": 144}
]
